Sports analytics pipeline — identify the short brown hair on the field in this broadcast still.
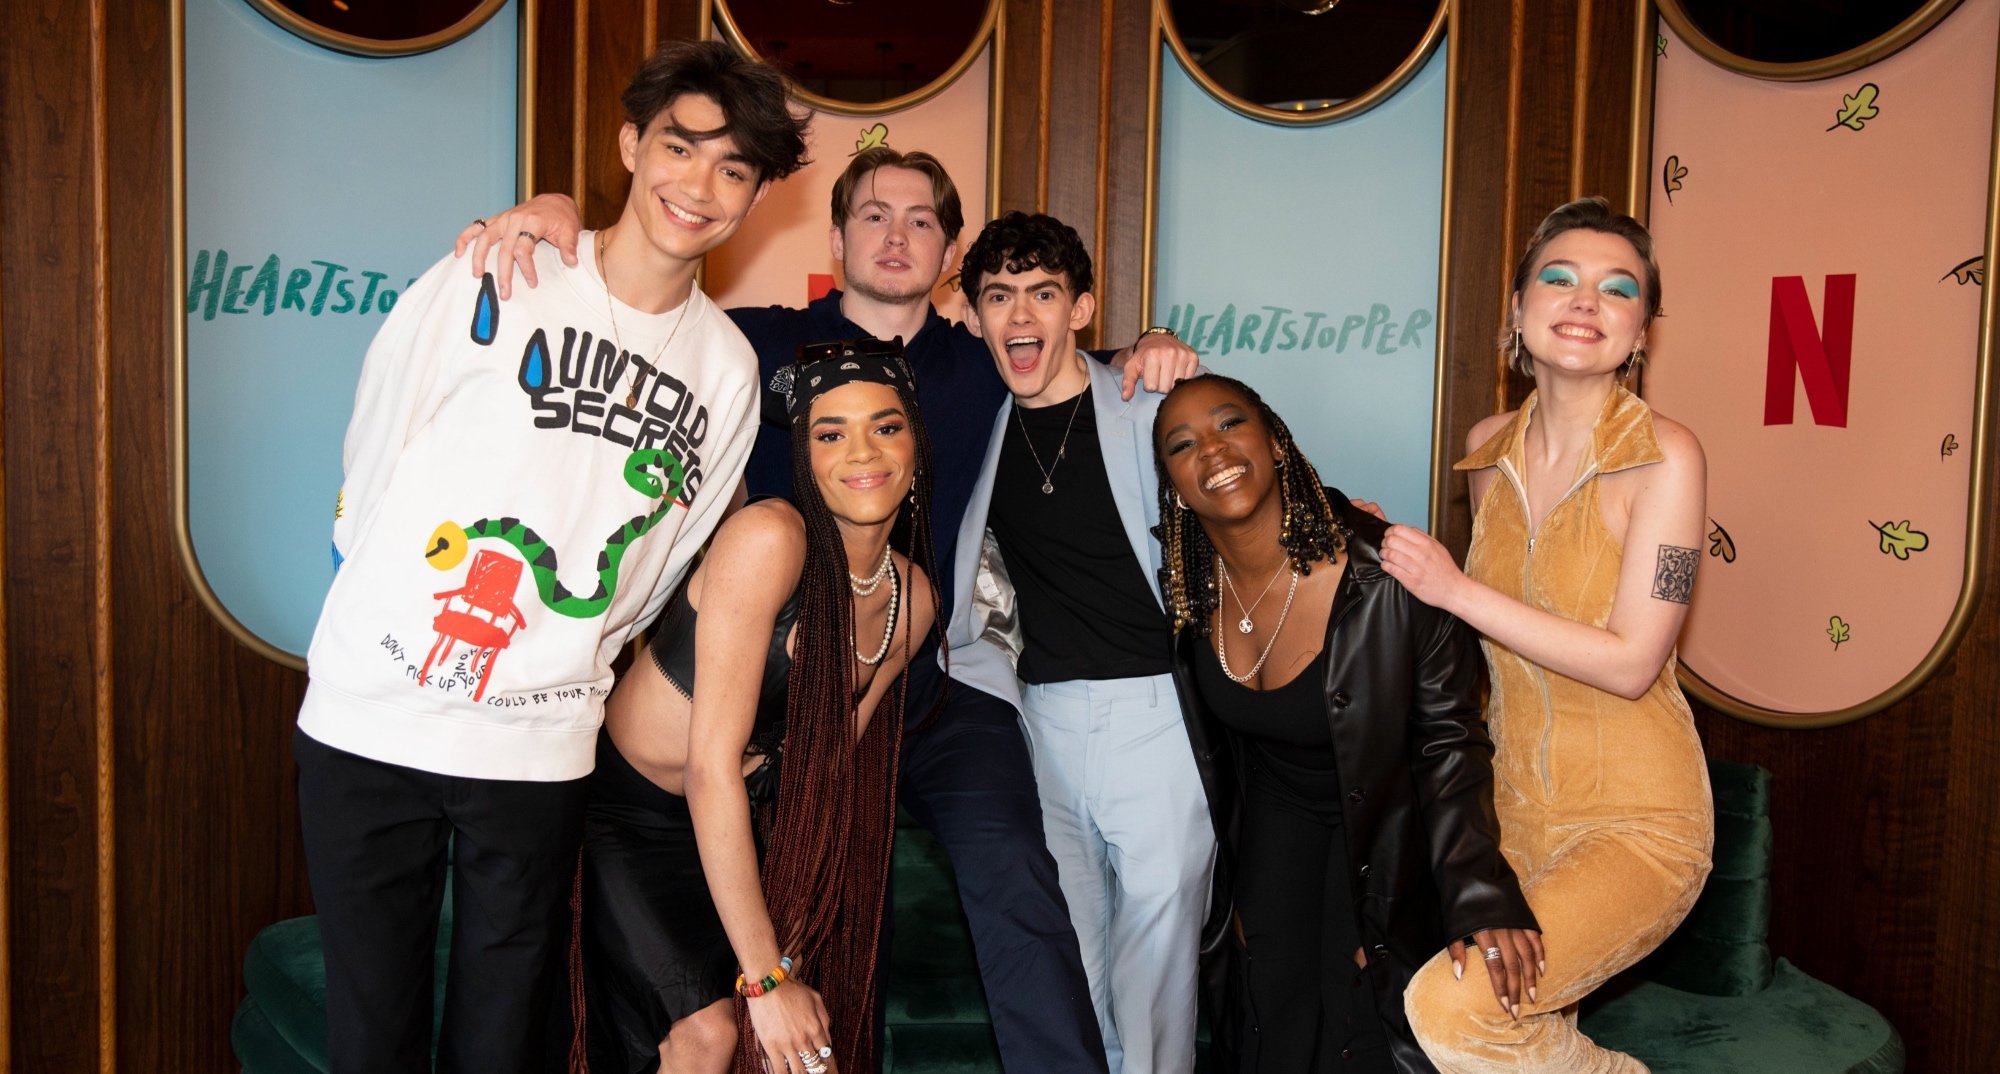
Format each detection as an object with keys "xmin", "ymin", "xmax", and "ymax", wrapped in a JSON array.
[
  {"xmin": 620, "ymin": 40, "xmax": 810, "ymax": 183},
  {"xmin": 1507, "ymin": 197, "xmax": 1662, "ymax": 375},
  {"xmin": 829, "ymin": 146, "xmax": 966, "ymax": 246}
]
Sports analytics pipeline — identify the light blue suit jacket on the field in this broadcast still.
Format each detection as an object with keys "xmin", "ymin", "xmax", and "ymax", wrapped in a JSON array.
[{"xmin": 942, "ymin": 354, "xmax": 1169, "ymax": 711}]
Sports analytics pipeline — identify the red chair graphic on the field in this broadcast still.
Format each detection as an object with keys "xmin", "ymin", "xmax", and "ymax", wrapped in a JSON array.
[{"xmin": 418, "ymin": 549, "xmax": 528, "ymax": 701}]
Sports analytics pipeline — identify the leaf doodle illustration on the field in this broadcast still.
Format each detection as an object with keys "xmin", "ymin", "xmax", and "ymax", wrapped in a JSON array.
[
  {"xmin": 1869, "ymin": 519, "xmax": 1929, "ymax": 560},
  {"xmin": 1827, "ymin": 82, "xmax": 1880, "ymax": 132},
  {"xmin": 853, "ymin": 123, "xmax": 890, "ymax": 154},
  {"xmin": 1706, "ymin": 518, "xmax": 1736, "ymax": 563},
  {"xmin": 1662, "ymin": 156, "xmax": 1688, "ymax": 204},
  {"xmin": 1942, "ymin": 433, "xmax": 1960, "ymax": 458},
  {"xmin": 1941, "ymin": 255, "xmax": 1984, "ymax": 286},
  {"xmin": 1656, "ymin": 33, "xmax": 1667, "ymax": 57},
  {"xmin": 1827, "ymin": 615, "xmax": 1851, "ymax": 650}
]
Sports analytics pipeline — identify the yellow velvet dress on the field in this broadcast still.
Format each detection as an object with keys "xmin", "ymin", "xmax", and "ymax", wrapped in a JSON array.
[{"xmin": 1404, "ymin": 387, "xmax": 1713, "ymax": 1073}]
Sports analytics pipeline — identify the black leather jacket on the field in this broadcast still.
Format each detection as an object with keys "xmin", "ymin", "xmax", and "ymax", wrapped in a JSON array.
[{"xmin": 1168, "ymin": 491, "xmax": 1537, "ymax": 1074}]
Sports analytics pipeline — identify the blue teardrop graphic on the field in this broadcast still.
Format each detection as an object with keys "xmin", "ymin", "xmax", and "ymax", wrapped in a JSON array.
[
  {"xmin": 471, "ymin": 274, "xmax": 500, "ymax": 344},
  {"xmin": 519, "ymin": 329, "xmax": 550, "ymax": 390}
]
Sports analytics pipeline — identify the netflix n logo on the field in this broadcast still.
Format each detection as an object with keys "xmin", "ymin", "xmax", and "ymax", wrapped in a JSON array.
[{"xmin": 1765, "ymin": 274, "xmax": 1856, "ymax": 428}]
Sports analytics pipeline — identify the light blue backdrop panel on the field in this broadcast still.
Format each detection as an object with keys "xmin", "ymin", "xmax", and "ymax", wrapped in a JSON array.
[
  {"xmin": 185, "ymin": 0, "xmax": 519, "ymax": 659},
  {"xmin": 1155, "ymin": 44, "xmax": 1446, "ymax": 527}
]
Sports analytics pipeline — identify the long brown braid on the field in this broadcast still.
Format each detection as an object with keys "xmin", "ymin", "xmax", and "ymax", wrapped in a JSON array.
[
  {"xmin": 734, "ymin": 377, "xmax": 943, "ymax": 1074},
  {"xmin": 1150, "ymin": 373, "xmax": 1345, "ymax": 638}
]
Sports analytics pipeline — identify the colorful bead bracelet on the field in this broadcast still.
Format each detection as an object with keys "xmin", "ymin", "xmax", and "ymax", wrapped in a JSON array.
[{"xmin": 736, "ymin": 956, "xmax": 795, "ymax": 998}]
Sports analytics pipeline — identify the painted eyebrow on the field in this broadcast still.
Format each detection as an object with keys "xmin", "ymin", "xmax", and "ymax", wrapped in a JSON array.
[
  {"xmin": 811, "ymin": 406, "xmax": 907, "ymax": 428},
  {"xmin": 1541, "ymin": 258, "xmax": 1640, "ymax": 281}
]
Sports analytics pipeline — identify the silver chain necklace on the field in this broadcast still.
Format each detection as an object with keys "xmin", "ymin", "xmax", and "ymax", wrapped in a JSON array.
[
  {"xmin": 1219, "ymin": 555, "xmax": 1288, "ymax": 634},
  {"xmin": 1013, "ymin": 389, "xmax": 1087, "ymax": 495},
  {"xmin": 597, "ymin": 228, "xmax": 690, "ymax": 409},
  {"xmin": 850, "ymin": 544, "xmax": 893, "ymax": 596},
  {"xmin": 1214, "ymin": 557, "xmax": 1299, "ymax": 685}
]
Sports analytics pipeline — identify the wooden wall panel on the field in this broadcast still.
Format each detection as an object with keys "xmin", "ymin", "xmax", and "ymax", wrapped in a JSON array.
[{"xmin": 3, "ymin": 0, "xmax": 112, "ymax": 1067}]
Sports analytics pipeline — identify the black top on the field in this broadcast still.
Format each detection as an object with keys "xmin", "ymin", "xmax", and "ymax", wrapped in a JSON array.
[
  {"xmin": 1192, "ymin": 643, "xmax": 1341, "ymax": 813},
  {"xmin": 989, "ymin": 385, "xmax": 1174, "ymax": 684},
  {"xmin": 647, "ymin": 577, "xmax": 803, "ymax": 801}
]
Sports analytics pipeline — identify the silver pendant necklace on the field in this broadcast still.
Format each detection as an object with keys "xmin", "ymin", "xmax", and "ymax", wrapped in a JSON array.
[
  {"xmin": 1014, "ymin": 389, "xmax": 1087, "ymax": 495},
  {"xmin": 1219, "ymin": 554, "xmax": 1289, "ymax": 634}
]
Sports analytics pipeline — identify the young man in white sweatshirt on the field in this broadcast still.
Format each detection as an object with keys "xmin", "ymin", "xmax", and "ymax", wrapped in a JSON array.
[{"xmin": 291, "ymin": 41, "xmax": 808, "ymax": 1074}]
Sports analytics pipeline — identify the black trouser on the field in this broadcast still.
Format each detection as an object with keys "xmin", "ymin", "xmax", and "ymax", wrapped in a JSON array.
[
  {"xmin": 896, "ymin": 651, "xmax": 1109, "ymax": 1073},
  {"xmin": 294, "ymin": 728, "xmax": 586, "ymax": 1074}
]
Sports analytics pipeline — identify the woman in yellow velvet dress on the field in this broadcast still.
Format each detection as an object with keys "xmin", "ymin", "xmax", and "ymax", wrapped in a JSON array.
[{"xmin": 1380, "ymin": 198, "xmax": 1713, "ymax": 1073}]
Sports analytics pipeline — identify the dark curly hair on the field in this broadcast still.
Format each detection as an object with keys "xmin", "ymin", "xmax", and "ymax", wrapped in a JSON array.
[
  {"xmin": 959, "ymin": 210, "xmax": 1094, "ymax": 299},
  {"xmin": 1150, "ymin": 374, "xmax": 1344, "ymax": 637},
  {"xmin": 621, "ymin": 39, "xmax": 811, "ymax": 183}
]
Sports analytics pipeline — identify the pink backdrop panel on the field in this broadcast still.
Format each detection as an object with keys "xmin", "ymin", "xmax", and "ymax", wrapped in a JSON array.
[
  {"xmin": 704, "ymin": 46, "xmax": 991, "ymax": 322},
  {"xmin": 1645, "ymin": 0, "xmax": 1995, "ymax": 716}
]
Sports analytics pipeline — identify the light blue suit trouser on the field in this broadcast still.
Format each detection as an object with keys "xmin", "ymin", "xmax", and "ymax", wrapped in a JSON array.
[{"xmin": 1020, "ymin": 674, "xmax": 1216, "ymax": 1074}]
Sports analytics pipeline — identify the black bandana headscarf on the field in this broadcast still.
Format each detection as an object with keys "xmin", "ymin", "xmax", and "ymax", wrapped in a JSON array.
[{"xmin": 768, "ymin": 336, "xmax": 914, "ymax": 423}]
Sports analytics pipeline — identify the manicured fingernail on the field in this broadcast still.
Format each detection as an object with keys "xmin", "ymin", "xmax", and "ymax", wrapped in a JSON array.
[
  {"xmin": 1509, "ymin": 1002, "xmax": 1519, "ymax": 1019},
  {"xmin": 1539, "ymin": 960, "xmax": 1547, "ymax": 975},
  {"xmin": 1528, "ymin": 986, "xmax": 1538, "ymax": 1003},
  {"xmin": 1454, "ymin": 962, "xmax": 1463, "ymax": 980}
]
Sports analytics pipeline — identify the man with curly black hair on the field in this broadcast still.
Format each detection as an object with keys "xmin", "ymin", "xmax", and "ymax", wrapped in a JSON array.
[{"xmin": 949, "ymin": 211, "xmax": 1213, "ymax": 1074}]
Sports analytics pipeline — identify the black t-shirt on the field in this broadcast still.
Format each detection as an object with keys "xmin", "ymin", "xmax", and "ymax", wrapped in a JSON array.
[{"xmin": 988, "ymin": 384, "xmax": 1173, "ymax": 684}]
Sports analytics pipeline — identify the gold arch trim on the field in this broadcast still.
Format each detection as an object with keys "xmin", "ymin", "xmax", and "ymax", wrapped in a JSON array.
[
  {"xmin": 243, "ymin": 0, "xmax": 510, "ymax": 58},
  {"xmin": 1655, "ymin": 0, "xmax": 1965, "ymax": 82},
  {"xmin": 1158, "ymin": 0, "xmax": 1446, "ymax": 127},
  {"xmin": 170, "ymin": 0, "xmax": 538, "ymax": 671},
  {"xmin": 1144, "ymin": 1, "xmax": 1460, "ymax": 530},
  {"xmin": 1634, "ymin": 2, "xmax": 1998, "ymax": 727},
  {"xmin": 711, "ymin": 0, "xmax": 1001, "ymax": 118}
]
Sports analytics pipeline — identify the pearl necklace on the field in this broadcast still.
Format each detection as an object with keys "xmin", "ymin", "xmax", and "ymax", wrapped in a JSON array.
[
  {"xmin": 1218, "ymin": 555, "xmax": 1287, "ymax": 634},
  {"xmin": 1214, "ymin": 557, "xmax": 1299, "ymax": 685},
  {"xmin": 850, "ymin": 544, "xmax": 893, "ymax": 596},
  {"xmin": 856, "ymin": 557, "xmax": 900, "ymax": 667},
  {"xmin": 597, "ymin": 228, "xmax": 690, "ymax": 409}
]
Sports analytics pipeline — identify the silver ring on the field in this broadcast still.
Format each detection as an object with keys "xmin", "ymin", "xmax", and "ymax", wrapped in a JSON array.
[
  {"xmin": 798, "ymin": 1050, "xmax": 816, "ymax": 1064},
  {"xmin": 518, "ymin": 230, "xmax": 537, "ymax": 242},
  {"xmin": 1483, "ymin": 946, "xmax": 1503, "ymax": 961},
  {"xmin": 818, "ymin": 1046, "xmax": 834, "ymax": 1059},
  {"xmin": 472, "ymin": 218, "xmax": 487, "ymax": 228},
  {"xmin": 802, "ymin": 1061, "xmax": 828, "ymax": 1074}
]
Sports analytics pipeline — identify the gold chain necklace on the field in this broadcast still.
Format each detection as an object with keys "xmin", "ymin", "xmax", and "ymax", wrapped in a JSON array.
[
  {"xmin": 597, "ymin": 228, "xmax": 691, "ymax": 408},
  {"xmin": 1214, "ymin": 557, "xmax": 1299, "ymax": 685},
  {"xmin": 1014, "ymin": 389, "xmax": 1087, "ymax": 495}
]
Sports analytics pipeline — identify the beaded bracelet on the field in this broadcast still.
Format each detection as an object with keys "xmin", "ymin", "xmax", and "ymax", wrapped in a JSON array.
[{"xmin": 736, "ymin": 956, "xmax": 795, "ymax": 998}]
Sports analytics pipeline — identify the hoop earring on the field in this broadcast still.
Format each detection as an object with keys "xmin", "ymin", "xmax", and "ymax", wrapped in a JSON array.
[{"xmin": 1173, "ymin": 490, "xmax": 1187, "ymax": 511}]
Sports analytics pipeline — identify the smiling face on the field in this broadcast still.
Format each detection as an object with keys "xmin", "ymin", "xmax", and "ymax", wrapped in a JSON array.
[
  {"xmin": 965, "ymin": 265, "xmax": 1095, "ymax": 409},
  {"xmin": 1512, "ymin": 228, "xmax": 1650, "ymax": 379},
  {"xmin": 1155, "ymin": 378, "xmax": 1285, "ymax": 527},
  {"xmin": 807, "ymin": 380, "xmax": 916, "ymax": 528},
  {"xmin": 832, "ymin": 165, "xmax": 957, "ymax": 306},
  {"xmin": 618, "ymin": 93, "xmax": 771, "ymax": 267}
]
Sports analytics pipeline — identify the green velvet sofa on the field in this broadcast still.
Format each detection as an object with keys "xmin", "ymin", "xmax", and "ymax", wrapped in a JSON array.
[{"xmin": 234, "ymin": 760, "xmax": 1900, "ymax": 1073}]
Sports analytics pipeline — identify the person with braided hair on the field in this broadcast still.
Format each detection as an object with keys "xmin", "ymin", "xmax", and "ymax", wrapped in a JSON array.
[
  {"xmin": 1153, "ymin": 374, "xmax": 1537, "ymax": 1074},
  {"xmin": 577, "ymin": 340, "xmax": 942, "ymax": 1074}
]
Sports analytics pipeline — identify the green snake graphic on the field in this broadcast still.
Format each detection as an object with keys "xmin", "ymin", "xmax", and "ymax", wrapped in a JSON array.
[{"xmin": 448, "ymin": 448, "xmax": 687, "ymax": 620}]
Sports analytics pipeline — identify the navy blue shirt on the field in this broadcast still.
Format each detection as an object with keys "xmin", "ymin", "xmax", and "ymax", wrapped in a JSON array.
[{"xmin": 728, "ymin": 290, "xmax": 1007, "ymax": 614}]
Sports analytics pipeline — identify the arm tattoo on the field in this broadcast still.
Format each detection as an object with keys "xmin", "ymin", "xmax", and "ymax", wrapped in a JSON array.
[{"xmin": 1652, "ymin": 545, "xmax": 1698, "ymax": 604}]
